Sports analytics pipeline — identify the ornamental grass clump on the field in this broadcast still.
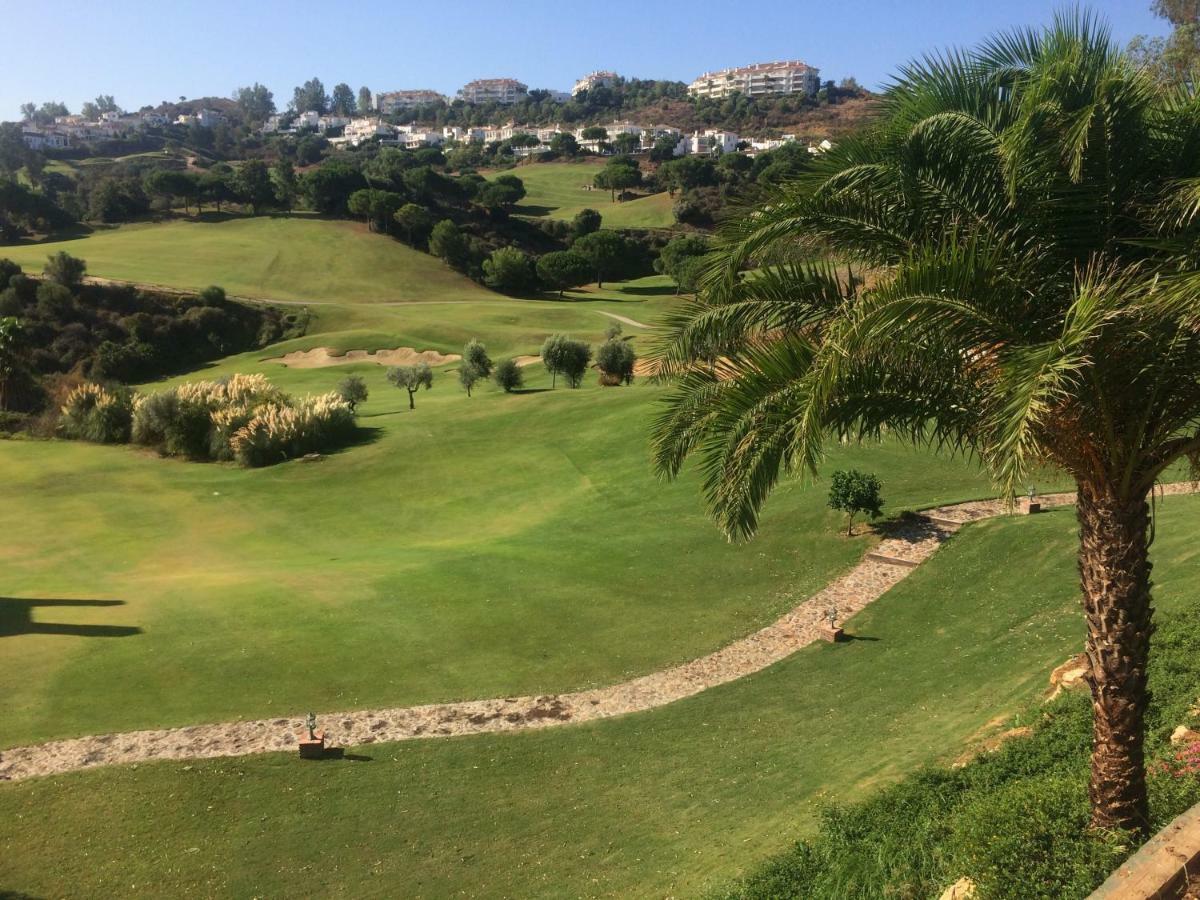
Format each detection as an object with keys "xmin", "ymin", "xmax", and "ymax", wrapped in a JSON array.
[
  {"xmin": 120, "ymin": 373, "xmax": 356, "ymax": 466},
  {"xmin": 229, "ymin": 392, "xmax": 355, "ymax": 467},
  {"xmin": 59, "ymin": 383, "xmax": 134, "ymax": 443}
]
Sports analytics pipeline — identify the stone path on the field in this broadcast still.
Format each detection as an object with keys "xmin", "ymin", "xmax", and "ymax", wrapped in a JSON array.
[{"xmin": 1, "ymin": 483, "xmax": 1195, "ymax": 783}]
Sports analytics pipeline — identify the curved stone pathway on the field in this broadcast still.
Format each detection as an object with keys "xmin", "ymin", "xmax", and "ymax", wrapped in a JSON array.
[{"xmin": 2, "ymin": 484, "xmax": 1195, "ymax": 783}]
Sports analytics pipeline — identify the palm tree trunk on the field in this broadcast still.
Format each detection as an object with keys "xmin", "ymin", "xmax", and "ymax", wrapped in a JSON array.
[{"xmin": 1076, "ymin": 481, "xmax": 1154, "ymax": 835}]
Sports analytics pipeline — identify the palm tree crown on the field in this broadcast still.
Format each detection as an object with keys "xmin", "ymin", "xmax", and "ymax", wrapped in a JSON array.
[{"xmin": 652, "ymin": 12, "xmax": 1200, "ymax": 834}]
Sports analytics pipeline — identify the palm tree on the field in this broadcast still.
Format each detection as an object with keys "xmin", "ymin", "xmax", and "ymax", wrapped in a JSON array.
[{"xmin": 651, "ymin": 12, "xmax": 1200, "ymax": 835}]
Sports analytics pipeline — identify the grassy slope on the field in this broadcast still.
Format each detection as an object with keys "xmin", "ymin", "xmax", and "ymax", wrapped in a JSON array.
[
  {"xmin": 6, "ymin": 498, "xmax": 1197, "ymax": 898},
  {"xmin": 489, "ymin": 160, "xmax": 676, "ymax": 229},
  {"xmin": 3, "ymin": 215, "xmax": 498, "ymax": 304}
]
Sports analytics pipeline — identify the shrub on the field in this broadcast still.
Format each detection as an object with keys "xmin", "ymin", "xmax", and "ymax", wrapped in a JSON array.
[
  {"xmin": 126, "ymin": 373, "xmax": 353, "ymax": 466},
  {"xmin": 336, "ymin": 374, "xmax": 368, "ymax": 412},
  {"xmin": 463, "ymin": 339, "xmax": 493, "ymax": 378},
  {"xmin": 43, "ymin": 251, "xmax": 87, "ymax": 288},
  {"xmin": 59, "ymin": 383, "xmax": 134, "ymax": 443},
  {"xmin": 482, "ymin": 247, "xmax": 535, "ymax": 293},
  {"xmin": 573, "ymin": 208, "xmax": 602, "ymax": 236},
  {"xmin": 198, "ymin": 285, "xmax": 226, "ymax": 307},
  {"xmin": 494, "ymin": 358, "xmax": 524, "ymax": 393},
  {"xmin": 229, "ymin": 393, "xmax": 355, "ymax": 467},
  {"xmin": 35, "ymin": 282, "xmax": 73, "ymax": 320},
  {"xmin": 596, "ymin": 338, "xmax": 636, "ymax": 386}
]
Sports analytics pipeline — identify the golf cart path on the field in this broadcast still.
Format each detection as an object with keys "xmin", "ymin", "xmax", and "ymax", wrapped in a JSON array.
[{"xmin": 2, "ymin": 483, "xmax": 1195, "ymax": 783}]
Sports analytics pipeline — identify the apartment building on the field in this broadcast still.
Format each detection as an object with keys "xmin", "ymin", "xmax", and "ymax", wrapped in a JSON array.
[
  {"xmin": 375, "ymin": 90, "xmax": 447, "ymax": 115},
  {"xmin": 688, "ymin": 60, "xmax": 820, "ymax": 100},
  {"xmin": 458, "ymin": 78, "xmax": 528, "ymax": 105},
  {"xmin": 572, "ymin": 70, "xmax": 618, "ymax": 96}
]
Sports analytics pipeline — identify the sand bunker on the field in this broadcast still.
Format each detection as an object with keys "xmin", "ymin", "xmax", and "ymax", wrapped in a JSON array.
[
  {"xmin": 514, "ymin": 355, "xmax": 542, "ymax": 367},
  {"xmin": 266, "ymin": 347, "xmax": 461, "ymax": 369}
]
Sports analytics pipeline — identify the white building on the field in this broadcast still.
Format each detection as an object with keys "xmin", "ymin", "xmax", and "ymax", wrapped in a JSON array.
[
  {"xmin": 458, "ymin": 78, "xmax": 528, "ymax": 105},
  {"xmin": 21, "ymin": 130, "xmax": 69, "ymax": 150},
  {"xmin": 689, "ymin": 60, "xmax": 820, "ymax": 101},
  {"xmin": 341, "ymin": 118, "xmax": 395, "ymax": 146},
  {"xmin": 317, "ymin": 114, "xmax": 351, "ymax": 132},
  {"xmin": 293, "ymin": 110, "xmax": 321, "ymax": 130},
  {"xmin": 375, "ymin": 90, "xmax": 447, "ymax": 114},
  {"xmin": 141, "ymin": 112, "xmax": 169, "ymax": 127},
  {"xmin": 572, "ymin": 70, "xmax": 618, "ymax": 96},
  {"xmin": 688, "ymin": 130, "xmax": 741, "ymax": 155}
]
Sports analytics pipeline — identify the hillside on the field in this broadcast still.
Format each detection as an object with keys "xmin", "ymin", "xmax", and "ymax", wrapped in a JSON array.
[
  {"xmin": 3, "ymin": 215, "xmax": 497, "ymax": 305},
  {"xmin": 488, "ymin": 160, "xmax": 677, "ymax": 229}
]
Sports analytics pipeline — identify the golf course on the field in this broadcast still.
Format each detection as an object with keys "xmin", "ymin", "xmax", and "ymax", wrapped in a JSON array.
[
  {"xmin": 0, "ymin": 214, "xmax": 1194, "ymax": 897},
  {"xmin": 486, "ymin": 159, "xmax": 677, "ymax": 228}
]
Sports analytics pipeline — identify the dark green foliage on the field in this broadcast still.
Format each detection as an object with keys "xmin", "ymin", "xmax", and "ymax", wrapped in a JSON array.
[
  {"xmin": 429, "ymin": 219, "xmax": 468, "ymax": 269},
  {"xmin": 827, "ymin": 470, "xmax": 883, "ymax": 535},
  {"xmin": 336, "ymin": 374, "xmax": 368, "ymax": 412},
  {"xmin": 292, "ymin": 77, "xmax": 329, "ymax": 114},
  {"xmin": 655, "ymin": 234, "xmax": 710, "ymax": 292},
  {"xmin": 493, "ymin": 358, "xmax": 524, "ymax": 392},
  {"xmin": 0, "ymin": 258, "xmax": 21, "ymax": 291},
  {"xmin": 572, "ymin": 230, "xmax": 628, "ymax": 288},
  {"xmin": 536, "ymin": 250, "xmax": 592, "ymax": 296},
  {"xmin": 42, "ymin": 251, "xmax": 86, "ymax": 287},
  {"xmin": 573, "ymin": 207, "xmax": 602, "ymax": 235},
  {"xmin": 4, "ymin": 275, "xmax": 295, "ymax": 387},
  {"xmin": 482, "ymin": 246, "xmax": 534, "ymax": 293},
  {"xmin": 596, "ymin": 337, "xmax": 636, "ymax": 385},
  {"xmin": 394, "ymin": 203, "xmax": 434, "ymax": 246},
  {"xmin": 302, "ymin": 160, "xmax": 366, "ymax": 214},
  {"xmin": 235, "ymin": 159, "xmax": 275, "ymax": 215},
  {"xmin": 672, "ymin": 186, "xmax": 724, "ymax": 227},
  {"xmin": 348, "ymin": 188, "xmax": 404, "ymax": 232},
  {"xmin": 35, "ymin": 282, "xmax": 73, "ymax": 319},
  {"xmin": 594, "ymin": 157, "xmax": 642, "ymax": 200},
  {"xmin": 658, "ymin": 156, "xmax": 718, "ymax": 194}
]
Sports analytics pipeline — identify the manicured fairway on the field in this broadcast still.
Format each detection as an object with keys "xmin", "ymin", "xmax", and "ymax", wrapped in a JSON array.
[
  {"xmin": 488, "ymin": 160, "xmax": 677, "ymax": 229},
  {"xmin": 5, "ymin": 498, "xmax": 1197, "ymax": 898},
  {"xmin": 3, "ymin": 215, "xmax": 499, "ymax": 304},
  {"xmin": 0, "ymin": 366, "xmax": 995, "ymax": 747}
]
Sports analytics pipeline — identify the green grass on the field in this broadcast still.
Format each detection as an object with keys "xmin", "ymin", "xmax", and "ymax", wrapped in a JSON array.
[
  {"xmin": 3, "ymin": 215, "xmax": 499, "ymax": 305},
  {"xmin": 489, "ymin": 160, "xmax": 677, "ymax": 229},
  {"xmin": 6, "ymin": 497, "xmax": 1196, "ymax": 898},
  {"xmin": 0, "ymin": 367, "xmax": 995, "ymax": 747}
]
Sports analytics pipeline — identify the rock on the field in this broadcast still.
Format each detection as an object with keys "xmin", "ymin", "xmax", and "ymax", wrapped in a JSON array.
[
  {"xmin": 939, "ymin": 877, "xmax": 976, "ymax": 900},
  {"xmin": 1170, "ymin": 725, "xmax": 1200, "ymax": 746},
  {"xmin": 1046, "ymin": 653, "xmax": 1088, "ymax": 701}
]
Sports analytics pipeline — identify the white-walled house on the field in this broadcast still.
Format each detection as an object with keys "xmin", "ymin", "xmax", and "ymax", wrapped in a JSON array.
[
  {"xmin": 21, "ymin": 129, "xmax": 69, "ymax": 150},
  {"xmin": 688, "ymin": 130, "xmax": 740, "ymax": 155}
]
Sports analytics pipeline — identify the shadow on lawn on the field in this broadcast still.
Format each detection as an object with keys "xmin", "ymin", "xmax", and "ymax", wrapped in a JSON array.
[{"xmin": 0, "ymin": 598, "xmax": 141, "ymax": 639}]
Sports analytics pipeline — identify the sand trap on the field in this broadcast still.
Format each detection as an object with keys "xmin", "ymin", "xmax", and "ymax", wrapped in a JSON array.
[
  {"xmin": 514, "ymin": 355, "xmax": 542, "ymax": 367},
  {"xmin": 265, "ymin": 347, "xmax": 461, "ymax": 369}
]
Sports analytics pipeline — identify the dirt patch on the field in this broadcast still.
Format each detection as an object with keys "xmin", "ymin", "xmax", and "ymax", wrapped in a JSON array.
[
  {"xmin": 265, "ymin": 347, "xmax": 461, "ymax": 369},
  {"xmin": 514, "ymin": 355, "xmax": 541, "ymax": 367}
]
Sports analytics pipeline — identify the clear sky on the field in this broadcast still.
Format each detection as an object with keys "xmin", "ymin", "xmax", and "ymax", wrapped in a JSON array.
[{"xmin": 3, "ymin": 0, "xmax": 1168, "ymax": 120}]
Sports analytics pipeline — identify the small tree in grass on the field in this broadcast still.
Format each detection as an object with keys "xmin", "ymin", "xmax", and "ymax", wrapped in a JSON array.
[
  {"xmin": 541, "ymin": 334, "xmax": 591, "ymax": 388},
  {"xmin": 459, "ymin": 363, "xmax": 482, "ymax": 396},
  {"xmin": 827, "ymin": 470, "xmax": 883, "ymax": 536},
  {"xmin": 494, "ymin": 358, "xmax": 523, "ymax": 393},
  {"xmin": 596, "ymin": 337, "xmax": 636, "ymax": 385},
  {"xmin": 336, "ymin": 374, "xmax": 368, "ymax": 412},
  {"xmin": 463, "ymin": 339, "xmax": 493, "ymax": 378},
  {"xmin": 387, "ymin": 362, "xmax": 433, "ymax": 409}
]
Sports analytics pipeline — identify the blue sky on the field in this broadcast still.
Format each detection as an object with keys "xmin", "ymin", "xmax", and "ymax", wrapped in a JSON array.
[{"xmin": 3, "ymin": 1, "xmax": 1168, "ymax": 120}]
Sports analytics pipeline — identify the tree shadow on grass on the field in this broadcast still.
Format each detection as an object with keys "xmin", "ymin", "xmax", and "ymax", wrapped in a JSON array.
[
  {"xmin": 0, "ymin": 598, "xmax": 141, "ymax": 639},
  {"xmin": 512, "ymin": 388, "xmax": 552, "ymax": 395},
  {"xmin": 512, "ymin": 204, "xmax": 555, "ymax": 217}
]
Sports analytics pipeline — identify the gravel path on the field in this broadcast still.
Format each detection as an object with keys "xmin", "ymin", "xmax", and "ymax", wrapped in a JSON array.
[{"xmin": 2, "ymin": 484, "xmax": 1195, "ymax": 783}]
